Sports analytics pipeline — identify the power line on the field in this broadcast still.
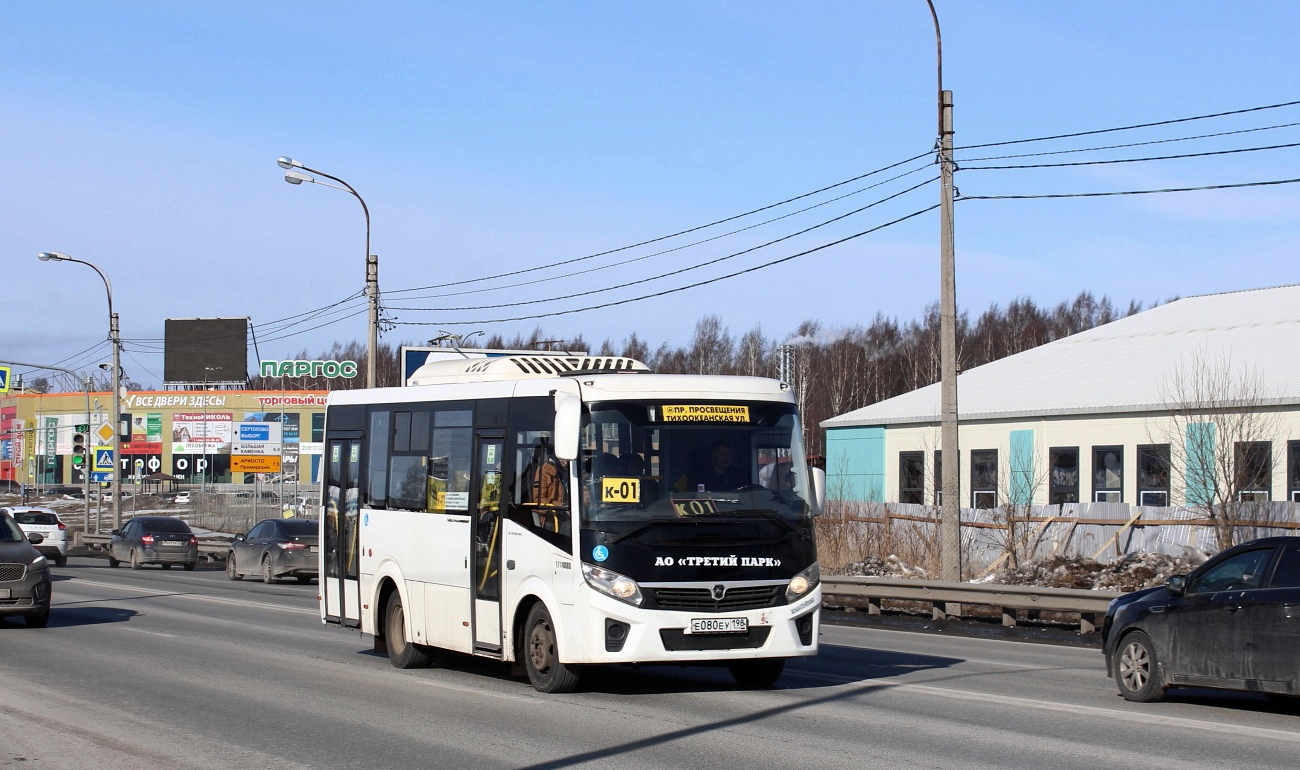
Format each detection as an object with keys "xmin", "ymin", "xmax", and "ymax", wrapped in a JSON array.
[
  {"xmin": 957, "ymin": 121, "xmax": 1300, "ymax": 163},
  {"xmin": 385, "ymin": 177, "xmax": 937, "ymax": 314},
  {"xmin": 385, "ymin": 149, "xmax": 935, "ymax": 295},
  {"xmin": 962, "ymin": 140, "xmax": 1300, "ymax": 170},
  {"xmin": 393, "ymin": 204, "xmax": 939, "ymax": 327},
  {"xmin": 385, "ymin": 162, "xmax": 935, "ymax": 302},
  {"xmin": 956, "ymin": 98, "xmax": 1300, "ymax": 151},
  {"xmin": 957, "ymin": 176, "xmax": 1300, "ymax": 200}
]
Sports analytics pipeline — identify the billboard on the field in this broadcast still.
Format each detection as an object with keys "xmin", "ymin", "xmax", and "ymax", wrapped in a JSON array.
[{"xmin": 164, "ymin": 318, "xmax": 248, "ymax": 384}]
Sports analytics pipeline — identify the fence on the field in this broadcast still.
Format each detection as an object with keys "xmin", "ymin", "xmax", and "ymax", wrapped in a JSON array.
[{"xmin": 818, "ymin": 500, "xmax": 1300, "ymax": 576}]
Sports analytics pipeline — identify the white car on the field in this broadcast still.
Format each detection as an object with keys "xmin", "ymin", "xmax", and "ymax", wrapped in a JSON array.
[
  {"xmin": 173, "ymin": 491, "xmax": 192, "ymax": 504},
  {"xmin": 2, "ymin": 506, "xmax": 68, "ymax": 567}
]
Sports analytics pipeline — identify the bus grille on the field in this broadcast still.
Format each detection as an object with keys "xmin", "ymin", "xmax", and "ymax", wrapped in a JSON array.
[
  {"xmin": 648, "ymin": 585, "xmax": 783, "ymax": 612},
  {"xmin": 0, "ymin": 563, "xmax": 27, "ymax": 582},
  {"xmin": 660, "ymin": 626, "xmax": 771, "ymax": 651}
]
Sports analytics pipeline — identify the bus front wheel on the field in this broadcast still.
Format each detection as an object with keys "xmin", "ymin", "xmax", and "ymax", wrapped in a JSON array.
[
  {"xmin": 384, "ymin": 593, "xmax": 432, "ymax": 669},
  {"xmin": 523, "ymin": 603, "xmax": 581, "ymax": 694}
]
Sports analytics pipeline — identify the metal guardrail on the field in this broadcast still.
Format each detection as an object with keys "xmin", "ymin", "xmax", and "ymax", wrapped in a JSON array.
[
  {"xmin": 75, "ymin": 533, "xmax": 229, "ymax": 562},
  {"xmin": 69, "ymin": 533, "xmax": 1118, "ymax": 632},
  {"xmin": 821, "ymin": 576, "xmax": 1121, "ymax": 634}
]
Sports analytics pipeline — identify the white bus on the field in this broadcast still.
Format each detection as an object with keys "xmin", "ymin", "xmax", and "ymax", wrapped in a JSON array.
[{"xmin": 319, "ymin": 355, "xmax": 824, "ymax": 693}]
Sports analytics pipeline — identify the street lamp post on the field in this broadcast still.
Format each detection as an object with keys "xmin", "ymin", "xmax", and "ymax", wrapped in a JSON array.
[
  {"xmin": 924, "ymin": 1, "xmax": 962, "ymax": 581},
  {"xmin": 276, "ymin": 157, "xmax": 379, "ymax": 388},
  {"xmin": 37, "ymin": 252, "xmax": 124, "ymax": 531}
]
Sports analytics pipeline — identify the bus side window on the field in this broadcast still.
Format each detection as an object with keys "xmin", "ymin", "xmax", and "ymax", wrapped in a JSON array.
[{"xmin": 512, "ymin": 435, "xmax": 572, "ymax": 553}]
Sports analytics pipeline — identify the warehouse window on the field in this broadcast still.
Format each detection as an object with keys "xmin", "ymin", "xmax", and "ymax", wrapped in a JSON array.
[
  {"xmin": 1137, "ymin": 444, "xmax": 1170, "ymax": 507},
  {"xmin": 1289, "ymin": 441, "xmax": 1300, "ymax": 503},
  {"xmin": 1092, "ymin": 446, "xmax": 1123, "ymax": 503},
  {"xmin": 1048, "ymin": 447, "xmax": 1079, "ymax": 505},
  {"xmin": 1235, "ymin": 441, "xmax": 1271, "ymax": 502},
  {"xmin": 899, "ymin": 451, "xmax": 924, "ymax": 504},
  {"xmin": 971, "ymin": 449, "xmax": 997, "ymax": 509}
]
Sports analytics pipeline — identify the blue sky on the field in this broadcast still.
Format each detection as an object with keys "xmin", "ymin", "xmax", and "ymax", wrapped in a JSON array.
[{"xmin": 3, "ymin": 1, "xmax": 1298, "ymax": 388}]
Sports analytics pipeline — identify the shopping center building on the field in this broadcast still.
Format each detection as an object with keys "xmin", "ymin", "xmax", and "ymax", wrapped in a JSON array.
[{"xmin": 1, "ymin": 388, "xmax": 327, "ymax": 491}]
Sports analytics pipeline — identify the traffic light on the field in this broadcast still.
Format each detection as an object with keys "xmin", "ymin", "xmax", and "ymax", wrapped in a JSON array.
[{"xmin": 71, "ymin": 430, "xmax": 86, "ymax": 467}]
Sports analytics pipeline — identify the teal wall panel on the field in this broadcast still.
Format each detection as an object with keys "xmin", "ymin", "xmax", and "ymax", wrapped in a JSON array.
[
  {"xmin": 826, "ymin": 426, "xmax": 886, "ymax": 502},
  {"xmin": 1185, "ymin": 422, "xmax": 1216, "ymax": 507},
  {"xmin": 1009, "ymin": 429, "xmax": 1035, "ymax": 505}
]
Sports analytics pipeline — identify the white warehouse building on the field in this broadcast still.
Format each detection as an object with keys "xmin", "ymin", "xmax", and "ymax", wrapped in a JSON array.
[{"xmin": 821, "ymin": 284, "xmax": 1300, "ymax": 510}]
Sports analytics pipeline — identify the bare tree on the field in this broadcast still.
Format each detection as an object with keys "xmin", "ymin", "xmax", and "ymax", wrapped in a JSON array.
[{"xmin": 1154, "ymin": 351, "xmax": 1283, "ymax": 550}]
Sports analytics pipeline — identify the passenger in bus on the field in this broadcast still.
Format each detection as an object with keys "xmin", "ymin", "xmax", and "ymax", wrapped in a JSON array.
[{"xmin": 694, "ymin": 440, "xmax": 747, "ymax": 491}]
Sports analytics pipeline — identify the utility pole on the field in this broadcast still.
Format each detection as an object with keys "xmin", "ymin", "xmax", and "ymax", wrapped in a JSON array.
[{"xmin": 928, "ymin": 0, "xmax": 962, "ymax": 581}]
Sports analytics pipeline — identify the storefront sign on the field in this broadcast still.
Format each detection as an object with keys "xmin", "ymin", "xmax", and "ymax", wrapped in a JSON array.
[{"xmin": 259, "ymin": 360, "xmax": 358, "ymax": 378}]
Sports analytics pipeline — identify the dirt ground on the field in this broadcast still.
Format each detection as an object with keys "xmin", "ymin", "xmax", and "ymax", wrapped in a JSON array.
[{"xmin": 840, "ymin": 550, "xmax": 1210, "ymax": 592}]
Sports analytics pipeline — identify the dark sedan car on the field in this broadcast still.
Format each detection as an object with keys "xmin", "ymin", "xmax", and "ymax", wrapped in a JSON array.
[
  {"xmin": 226, "ymin": 518, "xmax": 318, "ymax": 584},
  {"xmin": 1103, "ymin": 535, "xmax": 1300, "ymax": 702},
  {"xmin": 0, "ymin": 511, "xmax": 51, "ymax": 627},
  {"xmin": 109, "ymin": 516, "xmax": 199, "ymax": 570}
]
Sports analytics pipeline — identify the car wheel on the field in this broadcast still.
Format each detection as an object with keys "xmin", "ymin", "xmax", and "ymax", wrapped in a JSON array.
[
  {"xmin": 107, "ymin": 554, "xmax": 120, "ymax": 568},
  {"xmin": 25, "ymin": 609, "xmax": 50, "ymax": 628},
  {"xmin": 1115, "ymin": 631, "xmax": 1165, "ymax": 702},
  {"xmin": 261, "ymin": 556, "xmax": 276, "ymax": 584},
  {"xmin": 227, "ymin": 553, "xmax": 242, "ymax": 580},
  {"xmin": 160, "ymin": 563, "xmax": 172, "ymax": 570},
  {"xmin": 523, "ymin": 603, "xmax": 581, "ymax": 693},
  {"xmin": 729, "ymin": 659, "xmax": 786, "ymax": 689},
  {"xmin": 295, "ymin": 575, "xmax": 312, "ymax": 584},
  {"xmin": 130, "ymin": 550, "xmax": 142, "ymax": 570},
  {"xmin": 183, "ymin": 562, "xmax": 195, "ymax": 572},
  {"xmin": 385, "ymin": 592, "xmax": 432, "ymax": 669},
  {"xmin": 55, "ymin": 554, "xmax": 67, "ymax": 568}
]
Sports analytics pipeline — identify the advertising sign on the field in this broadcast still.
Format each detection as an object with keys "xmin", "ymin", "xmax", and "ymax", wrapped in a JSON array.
[{"xmin": 171, "ymin": 412, "xmax": 232, "ymax": 454}]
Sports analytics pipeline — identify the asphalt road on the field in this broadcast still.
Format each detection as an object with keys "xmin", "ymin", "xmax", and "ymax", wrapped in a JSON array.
[{"xmin": 3, "ymin": 557, "xmax": 1297, "ymax": 770}]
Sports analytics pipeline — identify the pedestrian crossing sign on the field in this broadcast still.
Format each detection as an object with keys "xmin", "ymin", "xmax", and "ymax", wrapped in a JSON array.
[
  {"xmin": 0, "ymin": 366, "xmax": 10, "ymax": 394},
  {"xmin": 93, "ymin": 446, "xmax": 115, "ymax": 474}
]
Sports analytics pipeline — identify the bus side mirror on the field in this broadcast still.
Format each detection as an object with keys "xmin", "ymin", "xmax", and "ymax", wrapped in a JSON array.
[
  {"xmin": 553, "ymin": 392, "xmax": 580, "ymax": 462},
  {"xmin": 810, "ymin": 467, "xmax": 826, "ymax": 516}
]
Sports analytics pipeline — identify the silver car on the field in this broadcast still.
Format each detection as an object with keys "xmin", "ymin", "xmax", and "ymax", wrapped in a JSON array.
[
  {"xmin": 3, "ymin": 506, "xmax": 68, "ymax": 567},
  {"xmin": 0, "ymin": 511, "xmax": 52, "ymax": 627}
]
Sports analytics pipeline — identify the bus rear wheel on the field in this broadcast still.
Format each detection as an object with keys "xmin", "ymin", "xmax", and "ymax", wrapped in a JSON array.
[
  {"xmin": 384, "ymin": 593, "xmax": 432, "ymax": 669},
  {"xmin": 523, "ymin": 603, "xmax": 581, "ymax": 694},
  {"xmin": 729, "ymin": 659, "xmax": 785, "ymax": 689}
]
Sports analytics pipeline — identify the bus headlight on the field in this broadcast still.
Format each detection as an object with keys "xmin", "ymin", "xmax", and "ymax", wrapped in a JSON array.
[
  {"xmin": 785, "ymin": 562, "xmax": 820, "ymax": 603},
  {"xmin": 582, "ymin": 563, "xmax": 643, "ymax": 607}
]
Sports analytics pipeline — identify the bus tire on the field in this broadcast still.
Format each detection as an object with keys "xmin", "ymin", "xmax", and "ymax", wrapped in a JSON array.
[
  {"xmin": 385, "ymin": 592, "xmax": 432, "ymax": 670},
  {"xmin": 729, "ymin": 658, "xmax": 785, "ymax": 689},
  {"xmin": 523, "ymin": 603, "xmax": 581, "ymax": 694}
]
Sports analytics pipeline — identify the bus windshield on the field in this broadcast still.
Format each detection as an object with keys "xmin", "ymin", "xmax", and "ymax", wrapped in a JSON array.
[{"xmin": 579, "ymin": 400, "xmax": 812, "ymax": 525}]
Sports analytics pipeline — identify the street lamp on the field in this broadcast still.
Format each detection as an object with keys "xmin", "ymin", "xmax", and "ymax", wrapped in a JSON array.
[
  {"xmin": 276, "ymin": 157, "xmax": 379, "ymax": 388},
  {"xmin": 924, "ymin": 1, "xmax": 962, "ymax": 581},
  {"xmin": 201, "ymin": 366, "xmax": 223, "ymax": 494},
  {"xmin": 37, "ymin": 251, "xmax": 124, "ymax": 531}
]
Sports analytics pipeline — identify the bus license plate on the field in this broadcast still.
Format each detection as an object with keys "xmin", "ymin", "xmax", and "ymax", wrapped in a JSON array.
[{"xmin": 689, "ymin": 617, "xmax": 747, "ymax": 634}]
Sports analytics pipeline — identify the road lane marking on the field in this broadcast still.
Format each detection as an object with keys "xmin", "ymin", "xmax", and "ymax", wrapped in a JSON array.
[
  {"xmin": 59, "ymin": 578, "xmax": 319, "ymax": 617},
  {"xmin": 789, "ymin": 669, "xmax": 1300, "ymax": 744},
  {"xmin": 120, "ymin": 626, "xmax": 178, "ymax": 638}
]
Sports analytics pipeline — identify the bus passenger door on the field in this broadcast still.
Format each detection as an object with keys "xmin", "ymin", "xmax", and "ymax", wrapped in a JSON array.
[
  {"xmin": 473, "ymin": 432, "xmax": 504, "ymax": 652},
  {"xmin": 324, "ymin": 438, "xmax": 363, "ymax": 628}
]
